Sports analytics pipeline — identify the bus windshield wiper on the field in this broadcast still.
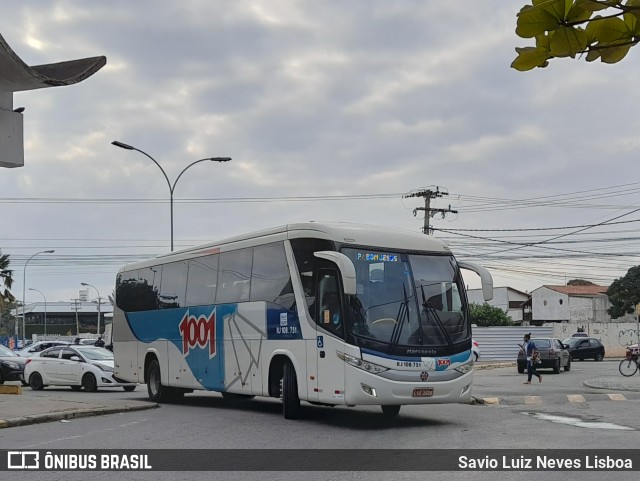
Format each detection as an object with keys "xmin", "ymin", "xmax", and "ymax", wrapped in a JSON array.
[
  {"xmin": 390, "ymin": 283, "xmax": 411, "ymax": 349},
  {"xmin": 420, "ymin": 284, "xmax": 454, "ymax": 351}
]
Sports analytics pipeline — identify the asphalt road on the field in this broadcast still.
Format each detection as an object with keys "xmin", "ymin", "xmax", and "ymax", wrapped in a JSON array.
[{"xmin": 2, "ymin": 361, "xmax": 640, "ymax": 481}]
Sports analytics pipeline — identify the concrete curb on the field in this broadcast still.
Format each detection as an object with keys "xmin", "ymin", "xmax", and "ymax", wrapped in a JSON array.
[
  {"xmin": 0, "ymin": 402, "xmax": 159, "ymax": 429},
  {"xmin": 0, "ymin": 385, "xmax": 22, "ymax": 395},
  {"xmin": 474, "ymin": 362, "xmax": 515, "ymax": 370}
]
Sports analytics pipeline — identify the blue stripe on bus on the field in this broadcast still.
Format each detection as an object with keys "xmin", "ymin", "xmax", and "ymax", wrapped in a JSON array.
[
  {"xmin": 361, "ymin": 347, "xmax": 472, "ymax": 368},
  {"xmin": 124, "ymin": 303, "xmax": 302, "ymax": 391}
]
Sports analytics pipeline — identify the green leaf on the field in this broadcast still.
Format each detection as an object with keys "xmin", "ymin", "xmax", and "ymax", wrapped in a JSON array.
[
  {"xmin": 627, "ymin": 1, "xmax": 640, "ymax": 23},
  {"xmin": 566, "ymin": 4, "xmax": 593, "ymax": 23},
  {"xmin": 535, "ymin": 33, "xmax": 552, "ymax": 49},
  {"xmin": 585, "ymin": 48, "xmax": 602, "ymax": 61},
  {"xmin": 599, "ymin": 43, "xmax": 632, "ymax": 62},
  {"xmin": 511, "ymin": 46, "xmax": 552, "ymax": 71},
  {"xmin": 549, "ymin": 26, "xmax": 589, "ymax": 56},
  {"xmin": 625, "ymin": 12, "xmax": 640, "ymax": 33},
  {"xmin": 593, "ymin": 17, "xmax": 630, "ymax": 43},
  {"xmin": 576, "ymin": 0, "xmax": 614, "ymax": 12},
  {"xmin": 517, "ymin": 5, "xmax": 563, "ymax": 38}
]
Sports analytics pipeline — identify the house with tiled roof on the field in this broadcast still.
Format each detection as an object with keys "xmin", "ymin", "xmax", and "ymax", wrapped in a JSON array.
[{"xmin": 531, "ymin": 284, "xmax": 634, "ymax": 323}]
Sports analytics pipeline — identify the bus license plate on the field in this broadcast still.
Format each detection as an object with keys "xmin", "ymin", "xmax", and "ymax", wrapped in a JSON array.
[{"xmin": 412, "ymin": 388, "xmax": 434, "ymax": 397}]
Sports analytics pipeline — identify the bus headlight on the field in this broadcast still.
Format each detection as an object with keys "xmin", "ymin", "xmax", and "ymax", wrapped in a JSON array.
[
  {"xmin": 454, "ymin": 361, "xmax": 473, "ymax": 374},
  {"xmin": 336, "ymin": 351, "xmax": 388, "ymax": 374}
]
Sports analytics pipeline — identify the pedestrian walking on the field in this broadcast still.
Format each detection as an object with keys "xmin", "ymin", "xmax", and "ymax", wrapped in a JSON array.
[{"xmin": 522, "ymin": 333, "xmax": 542, "ymax": 384}]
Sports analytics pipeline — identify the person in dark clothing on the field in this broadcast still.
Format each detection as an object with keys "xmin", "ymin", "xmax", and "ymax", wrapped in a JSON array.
[
  {"xmin": 522, "ymin": 333, "xmax": 542, "ymax": 384},
  {"xmin": 94, "ymin": 336, "xmax": 105, "ymax": 348}
]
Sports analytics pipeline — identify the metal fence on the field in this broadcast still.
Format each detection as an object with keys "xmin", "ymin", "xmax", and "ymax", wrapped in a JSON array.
[{"xmin": 473, "ymin": 326, "xmax": 554, "ymax": 361}]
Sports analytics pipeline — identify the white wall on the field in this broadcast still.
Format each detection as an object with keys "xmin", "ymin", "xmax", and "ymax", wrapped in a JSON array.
[
  {"xmin": 552, "ymin": 322, "xmax": 640, "ymax": 357},
  {"xmin": 533, "ymin": 287, "xmax": 568, "ymax": 321}
]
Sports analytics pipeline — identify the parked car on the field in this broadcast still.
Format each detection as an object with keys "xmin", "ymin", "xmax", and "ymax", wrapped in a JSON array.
[
  {"xmin": 572, "ymin": 332, "xmax": 588, "ymax": 338},
  {"xmin": 517, "ymin": 337, "xmax": 571, "ymax": 374},
  {"xmin": 472, "ymin": 339, "xmax": 480, "ymax": 362},
  {"xmin": 562, "ymin": 337, "xmax": 605, "ymax": 361},
  {"xmin": 0, "ymin": 344, "xmax": 28, "ymax": 385},
  {"xmin": 14, "ymin": 340, "xmax": 70, "ymax": 358},
  {"xmin": 24, "ymin": 345, "xmax": 137, "ymax": 392}
]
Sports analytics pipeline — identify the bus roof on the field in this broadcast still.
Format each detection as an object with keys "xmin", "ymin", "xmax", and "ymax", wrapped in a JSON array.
[{"xmin": 118, "ymin": 222, "xmax": 452, "ymax": 272}]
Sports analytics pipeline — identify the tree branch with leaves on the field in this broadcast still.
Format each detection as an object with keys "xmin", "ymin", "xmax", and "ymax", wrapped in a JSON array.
[
  {"xmin": 513, "ymin": 0, "xmax": 640, "ymax": 71},
  {"xmin": 607, "ymin": 265, "xmax": 640, "ymax": 318},
  {"xmin": 0, "ymin": 250, "xmax": 15, "ymax": 311}
]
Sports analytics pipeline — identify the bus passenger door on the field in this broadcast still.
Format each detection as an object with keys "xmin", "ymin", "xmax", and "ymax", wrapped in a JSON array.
[{"xmin": 315, "ymin": 270, "xmax": 346, "ymax": 405}]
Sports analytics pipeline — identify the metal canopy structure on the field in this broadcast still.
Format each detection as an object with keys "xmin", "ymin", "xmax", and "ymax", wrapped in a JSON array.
[{"xmin": 0, "ymin": 32, "xmax": 106, "ymax": 168}]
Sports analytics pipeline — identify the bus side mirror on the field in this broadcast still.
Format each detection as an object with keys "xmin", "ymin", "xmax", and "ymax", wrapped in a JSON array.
[
  {"xmin": 314, "ymin": 251, "xmax": 357, "ymax": 296},
  {"xmin": 457, "ymin": 261, "xmax": 493, "ymax": 301}
]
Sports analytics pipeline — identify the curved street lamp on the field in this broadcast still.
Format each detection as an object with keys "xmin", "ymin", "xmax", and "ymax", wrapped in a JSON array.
[
  {"xmin": 111, "ymin": 141, "xmax": 231, "ymax": 251},
  {"xmin": 28, "ymin": 287, "xmax": 47, "ymax": 338},
  {"xmin": 22, "ymin": 250, "xmax": 54, "ymax": 344},
  {"xmin": 81, "ymin": 282, "xmax": 102, "ymax": 336}
]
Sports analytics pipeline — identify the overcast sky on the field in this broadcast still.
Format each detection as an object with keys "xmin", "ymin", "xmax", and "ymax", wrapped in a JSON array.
[{"xmin": 2, "ymin": 1, "xmax": 640, "ymax": 307}]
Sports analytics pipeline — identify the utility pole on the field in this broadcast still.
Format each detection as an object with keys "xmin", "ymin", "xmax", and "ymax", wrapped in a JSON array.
[
  {"xmin": 71, "ymin": 299, "xmax": 81, "ymax": 336},
  {"xmin": 404, "ymin": 187, "xmax": 458, "ymax": 235}
]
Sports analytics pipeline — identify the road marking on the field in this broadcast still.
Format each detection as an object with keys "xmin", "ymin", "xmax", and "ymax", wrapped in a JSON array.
[
  {"xmin": 567, "ymin": 394, "xmax": 586, "ymax": 403},
  {"xmin": 607, "ymin": 393, "xmax": 626, "ymax": 401},
  {"xmin": 482, "ymin": 397, "xmax": 500, "ymax": 405},
  {"xmin": 524, "ymin": 395, "xmax": 542, "ymax": 405}
]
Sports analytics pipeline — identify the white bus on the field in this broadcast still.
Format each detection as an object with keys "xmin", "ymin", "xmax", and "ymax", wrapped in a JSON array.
[{"xmin": 112, "ymin": 222, "xmax": 492, "ymax": 419}]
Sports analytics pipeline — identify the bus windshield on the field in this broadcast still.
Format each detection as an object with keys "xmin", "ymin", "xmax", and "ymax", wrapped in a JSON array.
[{"xmin": 343, "ymin": 248, "xmax": 468, "ymax": 355}]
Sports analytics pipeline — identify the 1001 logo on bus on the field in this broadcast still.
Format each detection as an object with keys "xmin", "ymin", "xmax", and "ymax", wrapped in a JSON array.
[{"xmin": 178, "ymin": 309, "xmax": 216, "ymax": 357}]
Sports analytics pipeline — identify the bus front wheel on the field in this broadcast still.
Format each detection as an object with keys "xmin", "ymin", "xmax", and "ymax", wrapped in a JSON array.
[{"xmin": 282, "ymin": 361, "xmax": 301, "ymax": 420}]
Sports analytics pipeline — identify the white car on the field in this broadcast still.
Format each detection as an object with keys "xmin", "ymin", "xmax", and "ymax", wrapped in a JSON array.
[
  {"xmin": 24, "ymin": 345, "xmax": 136, "ymax": 392},
  {"xmin": 472, "ymin": 339, "xmax": 480, "ymax": 362},
  {"xmin": 14, "ymin": 340, "xmax": 70, "ymax": 358}
]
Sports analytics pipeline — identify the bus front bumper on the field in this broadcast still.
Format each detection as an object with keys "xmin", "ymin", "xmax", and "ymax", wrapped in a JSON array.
[{"xmin": 343, "ymin": 367, "xmax": 473, "ymax": 405}]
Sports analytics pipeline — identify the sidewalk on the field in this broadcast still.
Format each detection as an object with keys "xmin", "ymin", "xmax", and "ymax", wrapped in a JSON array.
[{"xmin": 0, "ymin": 387, "xmax": 158, "ymax": 429}]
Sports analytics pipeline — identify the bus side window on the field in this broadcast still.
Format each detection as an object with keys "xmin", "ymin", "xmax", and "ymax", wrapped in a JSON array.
[
  {"xmin": 217, "ymin": 248, "xmax": 252, "ymax": 304},
  {"xmin": 317, "ymin": 270, "xmax": 344, "ymax": 338},
  {"xmin": 185, "ymin": 255, "xmax": 219, "ymax": 307}
]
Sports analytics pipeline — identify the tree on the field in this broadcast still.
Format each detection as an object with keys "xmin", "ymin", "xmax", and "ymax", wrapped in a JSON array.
[
  {"xmin": 0, "ymin": 250, "xmax": 15, "ymax": 311},
  {"xmin": 567, "ymin": 278, "xmax": 595, "ymax": 285},
  {"xmin": 469, "ymin": 303, "xmax": 514, "ymax": 326},
  {"xmin": 607, "ymin": 265, "xmax": 640, "ymax": 318},
  {"xmin": 512, "ymin": 0, "xmax": 640, "ymax": 71}
]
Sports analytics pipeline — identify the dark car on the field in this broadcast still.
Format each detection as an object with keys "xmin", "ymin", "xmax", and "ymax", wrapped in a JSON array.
[
  {"xmin": 563, "ymin": 337, "xmax": 605, "ymax": 361},
  {"xmin": 0, "ymin": 343, "xmax": 28, "ymax": 385},
  {"xmin": 517, "ymin": 337, "xmax": 571, "ymax": 374}
]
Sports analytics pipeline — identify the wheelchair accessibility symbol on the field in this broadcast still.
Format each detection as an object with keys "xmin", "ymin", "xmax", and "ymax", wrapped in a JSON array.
[{"xmin": 317, "ymin": 336, "xmax": 324, "ymax": 348}]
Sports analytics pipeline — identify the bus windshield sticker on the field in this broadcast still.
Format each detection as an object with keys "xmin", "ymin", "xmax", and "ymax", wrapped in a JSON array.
[{"xmin": 355, "ymin": 253, "xmax": 399, "ymax": 262}]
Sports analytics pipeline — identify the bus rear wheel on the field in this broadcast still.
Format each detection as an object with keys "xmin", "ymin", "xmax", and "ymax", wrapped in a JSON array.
[
  {"xmin": 147, "ymin": 359, "xmax": 168, "ymax": 403},
  {"xmin": 282, "ymin": 361, "xmax": 301, "ymax": 420}
]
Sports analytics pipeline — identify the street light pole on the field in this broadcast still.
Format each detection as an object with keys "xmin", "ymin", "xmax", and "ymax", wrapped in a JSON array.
[
  {"xmin": 111, "ymin": 141, "xmax": 231, "ymax": 251},
  {"xmin": 81, "ymin": 282, "xmax": 101, "ymax": 336},
  {"xmin": 28, "ymin": 288, "xmax": 47, "ymax": 338},
  {"xmin": 22, "ymin": 250, "xmax": 54, "ymax": 345}
]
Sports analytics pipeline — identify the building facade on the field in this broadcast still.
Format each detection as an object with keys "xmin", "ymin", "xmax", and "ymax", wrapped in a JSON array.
[
  {"xmin": 531, "ymin": 285, "xmax": 635, "ymax": 323},
  {"xmin": 13, "ymin": 301, "xmax": 113, "ymax": 337}
]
